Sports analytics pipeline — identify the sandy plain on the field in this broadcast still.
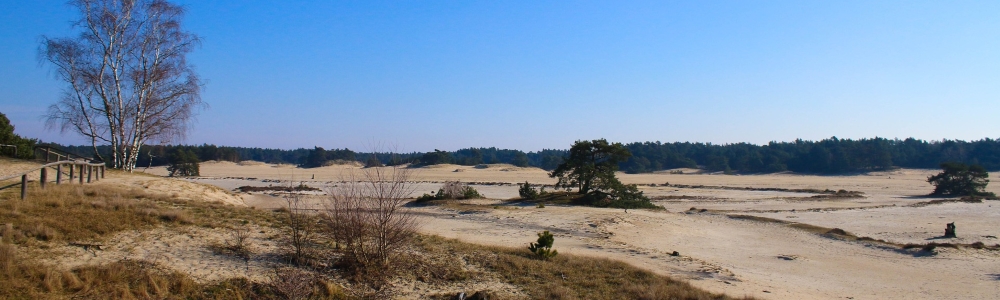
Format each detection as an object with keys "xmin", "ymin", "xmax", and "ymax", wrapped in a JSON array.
[{"xmin": 133, "ymin": 161, "xmax": 1000, "ymax": 300}]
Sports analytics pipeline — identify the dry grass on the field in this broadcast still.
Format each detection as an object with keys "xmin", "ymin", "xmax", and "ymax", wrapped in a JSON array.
[
  {"xmin": 0, "ymin": 176, "xmax": 750, "ymax": 299},
  {"xmin": 413, "ymin": 235, "xmax": 751, "ymax": 300},
  {"xmin": 0, "ymin": 255, "xmax": 345, "ymax": 299},
  {"xmin": 729, "ymin": 215, "xmax": 1000, "ymax": 253},
  {"xmin": 0, "ymin": 183, "xmax": 276, "ymax": 245},
  {"xmin": 728, "ymin": 215, "xmax": 896, "ymax": 246}
]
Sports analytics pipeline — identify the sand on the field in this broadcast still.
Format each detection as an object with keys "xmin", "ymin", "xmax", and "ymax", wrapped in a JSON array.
[
  {"xmin": 148, "ymin": 162, "xmax": 1000, "ymax": 299},
  {"xmin": 7, "ymin": 159, "xmax": 999, "ymax": 299}
]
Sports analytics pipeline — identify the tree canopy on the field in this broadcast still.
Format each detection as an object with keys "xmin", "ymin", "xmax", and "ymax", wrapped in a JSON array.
[
  {"xmin": 42, "ymin": 0, "xmax": 203, "ymax": 171},
  {"xmin": 549, "ymin": 139, "xmax": 631, "ymax": 195},
  {"xmin": 927, "ymin": 162, "xmax": 993, "ymax": 197},
  {"xmin": 0, "ymin": 112, "xmax": 37, "ymax": 159},
  {"xmin": 49, "ymin": 136, "xmax": 1000, "ymax": 175},
  {"xmin": 167, "ymin": 148, "xmax": 200, "ymax": 177}
]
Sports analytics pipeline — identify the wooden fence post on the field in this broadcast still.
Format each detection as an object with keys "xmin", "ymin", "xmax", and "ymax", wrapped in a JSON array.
[
  {"xmin": 40, "ymin": 168, "xmax": 47, "ymax": 189},
  {"xmin": 79, "ymin": 164, "xmax": 84, "ymax": 184},
  {"xmin": 21, "ymin": 175, "xmax": 27, "ymax": 200},
  {"xmin": 69, "ymin": 164, "xmax": 74, "ymax": 182},
  {"xmin": 45, "ymin": 147, "xmax": 51, "ymax": 162},
  {"xmin": 87, "ymin": 166, "xmax": 92, "ymax": 183},
  {"xmin": 56, "ymin": 164, "xmax": 62, "ymax": 185},
  {"xmin": 101, "ymin": 166, "xmax": 105, "ymax": 178}
]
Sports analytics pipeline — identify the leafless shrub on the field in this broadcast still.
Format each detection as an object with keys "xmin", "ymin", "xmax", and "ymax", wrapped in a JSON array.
[
  {"xmin": 268, "ymin": 267, "xmax": 315, "ymax": 300},
  {"xmin": 282, "ymin": 188, "xmax": 316, "ymax": 266},
  {"xmin": 222, "ymin": 224, "xmax": 253, "ymax": 268},
  {"xmin": 440, "ymin": 181, "xmax": 466, "ymax": 198},
  {"xmin": 323, "ymin": 157, "xmax": 419, "ymax": 287}
]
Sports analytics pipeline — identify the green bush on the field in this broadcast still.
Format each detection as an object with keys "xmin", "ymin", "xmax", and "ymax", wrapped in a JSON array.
[
  {"xmin": 528, "ymin": 231, "xmax": 558, "ymax": 260},
  {"xmin": 413, "ymin": 181, "xmax": 483, "ymax": 202},
  {"xmin": 573, "ymin": 182, "xmax": 657, "ymax": 209},
  {"xmin": 461, "ymin": 186, "xmax": 482, "ymax": 199},
  {"xmin": 167, "ymin": 148, "xmax": 200, "ymax": 177},
  {"xmin": 518, "ymin": 181, "xmax": 539, "ymax": 200}
]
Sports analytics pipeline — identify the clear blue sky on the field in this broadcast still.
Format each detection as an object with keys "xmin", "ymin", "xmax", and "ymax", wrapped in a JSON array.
[{"xmin": 2, "ymin": 1, "xmax": 999, "ymax": 152}]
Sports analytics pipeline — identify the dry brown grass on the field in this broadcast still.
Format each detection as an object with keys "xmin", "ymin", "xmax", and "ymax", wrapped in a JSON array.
[
  {"xmin": 0, "ymin": 255, "xmax": 345, "ymax": 299},
  {"xmin": 413, "ymin": 235, "xmax": 751, "ymax": 300},
  {"xmin": 0, "ymin": 183, "xmax": 276, "ymax": 245},
  {"xmin": 0, "ymin": 176, "xmax": 750, "ymax": 299}
]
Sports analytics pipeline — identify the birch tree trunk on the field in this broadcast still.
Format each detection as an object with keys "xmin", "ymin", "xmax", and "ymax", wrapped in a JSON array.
[{"xmin": 42, "ymin": 0, "xmax": 203, "ymax": 172}]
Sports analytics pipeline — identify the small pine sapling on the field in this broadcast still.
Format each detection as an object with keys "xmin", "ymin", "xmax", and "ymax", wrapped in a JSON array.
[
  {"xmin": 529, "ymin": 230, "xmax": 558, "ymax": 259},
  {"xmin": 519, "ymin": 181, "xmax": 539, "ymax": 200}
]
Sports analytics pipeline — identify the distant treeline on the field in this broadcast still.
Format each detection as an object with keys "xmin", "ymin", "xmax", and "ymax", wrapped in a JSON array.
[{"xmin": 50, "ymin": 137, "xmax": 1000, "ymax": 174}]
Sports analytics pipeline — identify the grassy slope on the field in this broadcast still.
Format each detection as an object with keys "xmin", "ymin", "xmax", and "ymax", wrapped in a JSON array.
[{"xmin": 0, "ymin": 170, "xmax": 748, "ymax": 299}]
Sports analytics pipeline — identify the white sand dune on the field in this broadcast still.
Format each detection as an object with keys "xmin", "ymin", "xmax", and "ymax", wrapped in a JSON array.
[{"xmin": 139, "ymin": 162, "xmax": 1000, "ymax": 299}]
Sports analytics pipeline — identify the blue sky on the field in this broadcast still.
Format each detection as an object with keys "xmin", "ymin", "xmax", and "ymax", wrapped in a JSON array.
[{"xmin": 2, "ymin": 1, "xmax": 999, "ymax": 152}]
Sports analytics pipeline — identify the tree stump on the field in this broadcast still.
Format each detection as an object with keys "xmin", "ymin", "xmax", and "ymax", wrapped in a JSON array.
[{"xmin": 944, "ymin": 222, "xmax": 956, "ymax": 238}]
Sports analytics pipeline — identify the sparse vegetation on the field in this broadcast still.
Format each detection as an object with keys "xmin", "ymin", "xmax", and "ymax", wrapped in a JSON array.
[
  {"xmin": 414, "ymin": 181, "xmax": 484, "ymax": 202},
  {"xmin": 281, "ymin": 190, "xmax": 317, "ymax": 266},
  {"xmin": 0, "ymin": 166, "xmax": 757, "ymax": 299},
  {"xmin": 415, "ymin": 236, "xmax": 746, "ymax": 300},
  {"xmin": 323, "ymin": 163, "xmax": 418, "ymax": 288},
  {"xmin": 549, "ymin": 139, "xmax": 658, "ymax": 209},
  {"xmin": 223, "ymin": 223, "xmax": 253, "ymax": 264}
]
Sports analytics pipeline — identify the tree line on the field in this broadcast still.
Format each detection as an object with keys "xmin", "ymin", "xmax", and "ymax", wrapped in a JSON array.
[
  {"xmin": 46, "ymin": 136, "xmax": 1000, "ymax": 174},
  {"xmin": 619, "ymin": 137, "xmax": 1000, "ymax": 174}
]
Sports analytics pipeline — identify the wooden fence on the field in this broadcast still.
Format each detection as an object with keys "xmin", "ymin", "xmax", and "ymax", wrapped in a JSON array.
[{"xmin": 0, "ymin": 160, "xmax": 107, "ymax": 200}]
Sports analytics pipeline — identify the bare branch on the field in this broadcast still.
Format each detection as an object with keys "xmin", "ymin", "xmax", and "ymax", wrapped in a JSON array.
[{"xmin": 41, "ymin": 0, "xmax": 203, "ymax": 171}]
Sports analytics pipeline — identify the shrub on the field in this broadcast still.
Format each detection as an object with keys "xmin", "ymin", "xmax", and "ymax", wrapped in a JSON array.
[
  {"xmin": 518, "ymin": 181, "xmax": 539, "ymax": 200},
  {"xmin": 528, "ymin": 231, "xmax": 558, "ymax": 260},
  {"xmin": 224, "ymin": 224, "xmax": 253, "ymax": 264},
  {"xmin": 575, "ymin": 182, "xmax": 659, "ymax": 209},
  {"xmin": 166, "ymin": 148, "xmax": 200, "ymax": 177},
  {"xmin": 414, "ymin": 181, "xmax": 483, "ymax": 202},
  {"xmin": 462, "ymin": 186, "xmax": 482, "ymax": 199},
  {"xmin": 282, "ymin": 192, "xmax": 316, "ymax": 266},
  {"xmin": 324, "ymin": 164, "xmax": 417, "ymax": 288},
  {"xmin": 268, "ymin": 267, "xmax": 315, "ymax": 300}
]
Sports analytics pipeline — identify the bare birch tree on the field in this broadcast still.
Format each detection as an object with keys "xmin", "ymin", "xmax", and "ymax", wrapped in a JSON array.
[{"xmin": 41, "ymin": 0, "xmax": 203, "ymax": 171}]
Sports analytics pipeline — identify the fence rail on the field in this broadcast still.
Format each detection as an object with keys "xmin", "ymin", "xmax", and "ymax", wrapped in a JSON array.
[
  {"xmin": 0, "ymin": 160, "xmax": 106, "ymax": 200},
  {"xmin": 34, "ymin": 146, "xmax": 97, "ymax": 163}
]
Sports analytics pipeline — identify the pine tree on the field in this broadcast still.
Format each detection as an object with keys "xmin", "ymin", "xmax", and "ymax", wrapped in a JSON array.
[{"xmin": 528, "ymin": 231, "xmax": 558, "ymax": 260}]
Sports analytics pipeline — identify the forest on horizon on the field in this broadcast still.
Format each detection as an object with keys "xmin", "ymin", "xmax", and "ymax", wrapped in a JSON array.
[{"xmin": 48, "ymin": 137, "xmax": 1000, "ymax": 175}]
